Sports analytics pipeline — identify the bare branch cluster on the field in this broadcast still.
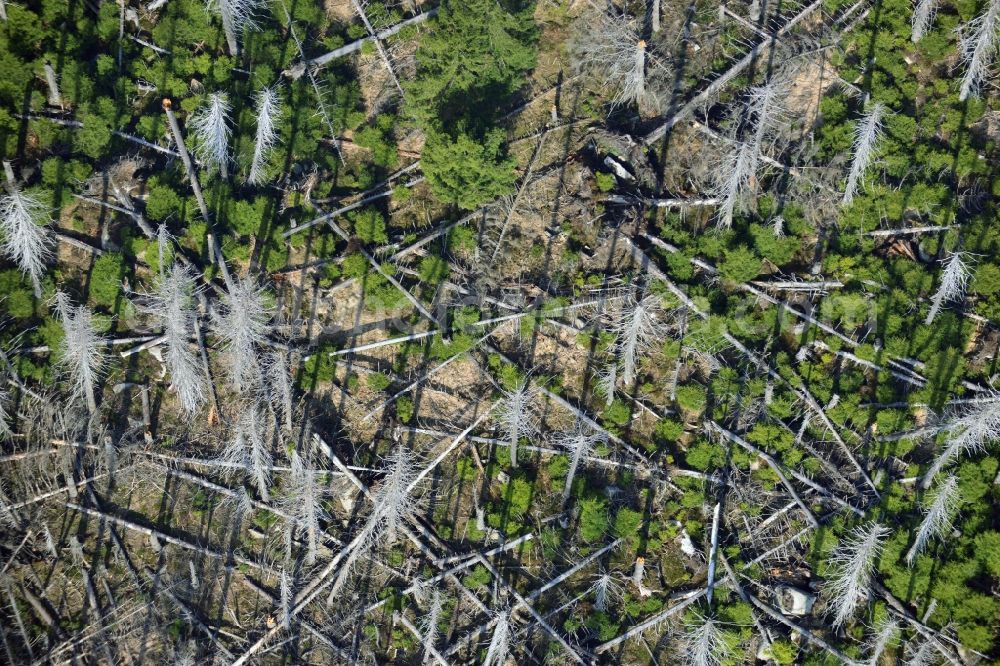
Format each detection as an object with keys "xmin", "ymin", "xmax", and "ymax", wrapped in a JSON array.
[
  {"xmin": 133, "ymin": 235, "xmax": 206, "ymax": 414},
  {"xmin": 925, "ymin": 252, "xmax": 973, "ymax": 324},
  {"xmin": 843, "ymin": 103, "xmax": 885, "ymax": 206},
  {"xmin": 0, "ymin": 183, "xmax": 53, "ymax": 295},
  {"xmin": 824, "ymin": 522, "xmax": 890, "ymax": 627},
  {"xmin": 212, "ymin": 275, "xmax": 274, "ymax": 393},
  {"xmin": 958, "ymin": 0, "xmax": 1000, "ymax": 100},
  {"xmin": 248, "ymin": 87, "xmax": 282, "ymax": 185},
  {"xmin": 922, "ymin": 395, "xmax": 1000, "ymax": 487},
  {"xmin": 188, "ymin": 93, "xmax": 233, "ymax": 177},
  {"xmin": 54, "ymin": 292, "xmax": 106, "ymax": 413}
]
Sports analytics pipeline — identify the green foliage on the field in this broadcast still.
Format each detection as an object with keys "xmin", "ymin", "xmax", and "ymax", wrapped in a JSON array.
[
  {"xmin": 462, "ymin": 564, "xmax": 491, "ymax": 590},
  {"xmin": 351, "ymin": 208, "xmax": 388, "ymax": 244},
  {"xmin": 765, "ymin": 638, "xmax": 798, "ymax": 665},
  {"xmin": 674, "ymin": 384, "xmax": 707, "ymax": 414},
  {"xmin": 653, "ymin": 418, "xmax": 684, "ymax": 444},
  {"xmin": 447, "ymin": 225, "xmax": 477, "ymax": 254},
  {"xmin": 594, "ymin": 171, "xmax": 616, "ymax": 192},
  {"xmin": 354, "ymin": 115, "xmax": 398, "ymax": 169},
  {"xmin": 342, "ymin": 253, "xmax": 369, "ymax": 279},
  {"xmin": 578, "ymin": 494, "xmax": 609, "ymax": 542},
  {"xmin": 406, "ymin": 0, "xmax": 537, "ymax": 124},
  {"xmin": 602, "ymin": 400, "xmax": 631, "ymax": 427},
  {"xmin": 146, "ymin": 186, "xmax": 182, "ymax": 222},
  {"xmin": 0, "ymin": 271, "xmax": 37, "ymax": 319},
  {"xmin": 418, "ymin": 254, "xmax": 449, "ymax": 285},
  {"xmin": 684, "ymin": 439, "xmax": 727, "ymax": 471},
  {"xmin": 613, "ymin": 507, "xmax": 643, "ymax": 546},
  {"xmin": 421, "ymin": 127, "xmax": 517, "ymax": 209},
  {"xmin": 76, "ymin": 112, "xmax": 112, "ymax": 159},
  {"xmin": 367, "ymin": 372, "xmax": 391, "ymax": 392},
  {"xmin": 718, "ymin": 246, "xmax": 761, "ymax": 284},
  {"xmin": 405, "ymin": 0, "xmax": 536, "ymax": 208},
  {"xmin": 396, "ymin": 395, "xmax": 414, "ymax": 423},
  {"xmin": 88, "ymin": 252, "xmax": 126, "ymax": 311}
]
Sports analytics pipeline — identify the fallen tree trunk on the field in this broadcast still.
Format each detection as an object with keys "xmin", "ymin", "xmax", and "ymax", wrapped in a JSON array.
[{"xmin": 284, "ymin": 10, "xmax": 437, "ymax": 79}]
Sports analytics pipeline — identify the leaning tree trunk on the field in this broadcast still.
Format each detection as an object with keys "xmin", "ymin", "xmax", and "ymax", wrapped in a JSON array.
[
  {"xmin": 162, "ymin": 100, "xmax": 211, "ymax": 224},
  {"xmin": 219, "ymin": 1, "xmax": 239, "ymax": 57},
  {"xmin": 651, "ymin": 0, "xmax": 660, "ymax": 32},
  {"xmin": 43, "ymin": 62, "xmax": 62, "ymax": 107},
  {"xmin": 634, "ymin": 40, "xmax": 647, "ymax": 103}
]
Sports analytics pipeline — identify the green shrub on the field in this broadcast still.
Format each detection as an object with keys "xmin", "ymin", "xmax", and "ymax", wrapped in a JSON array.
[
  {"xmin": 88, "ymin": 252, "xmax": 126, "ymax": 311},
  {"xmin": 146, "ymin": 186, "xmax": 182, "ymax": 222},
  {"xmin": 579, "ymin": 495, "xmax": 609, "ymax": 542}
]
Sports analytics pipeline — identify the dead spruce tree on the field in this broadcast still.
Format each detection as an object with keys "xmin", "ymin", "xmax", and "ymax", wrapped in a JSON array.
[
  {"xmin": 219, "ymin": 401, "xmax": 273, "ymax": 500},
  {"xmin": 248, "ymin": 86, "xmax": 281, "ymax": 185},
  {"xmin": 712, "ymin": 139, "xmax": 756, "ymax": 229},
  {"xmin": 553, "ymin": 421, "xmax": 604, "ymax": 507},
  {"xmin": 865, "ymin": 616, "xmax": 899, "ymax": 665},
  {"xmin": 281, "ymin": 450, "xmax": 329, "ymax": 565},
  {"xmin": 134, "ymin": 228, "xmax": 206, "ymax": 414},
  {"xmin": 842, "ymin": 103, "xmax": 885, "ymax": 206},
  {"xmin": 206, "ymin": 0, "xmax": 260, "ymax": 55},
  {"xmin": 570, "ymin": 9, "xmax": 659, "ymax": 111},
  {"xmin": 495, "ymin": 379, "xmax": 539, "ymax": 468},
  {"xmin": 958, "ymin": 0, "xmax": 1000, "ymax": 101},
  {"xmin": 824, "ymin": 522, "xmax": 890, "ymax": 627},
  {"xmin": 906, "ymin": 474, "xmax": 961, "ymax": 564},
  {"xmin": 590, "ymin": 571, "xmax": 624, "ymax": 612},
  {"xmin": 712, "ymin": 80, "xmax": 787, "ymax": 228},
  {"xmin": 922, "ymin": 396, "xmax": 1000, "ymax": 488},
  {"xmin": 681, "ymin": 614, "xmax": 731, "ymax": 666},
  {"xmin": 188, "ymin": 92, "xmax": 233, "ymax": 179},
  {"xmin": 328, "ymin": 445, "xmax": 420, "ymax": 598},
  {"xmin": 265, "ymin": 350, "xmax": 295, "ymax": 431},
  {"xmin": 610, "ymin": 292, "xmax": 668, "ymax": 387},
  {"xmin": 483, "ymin": 607, "xmax": 513, "ymax": 666},
  {"xmin": 1, "ymin": 164, "xmax": 53, "ymax": 296},
  {"xmin": 54, "ymin": 292, "xmax": 106, "ymax": 413},
  {"xmin": 212, "ymin": 275, "xmax": 273, "ymax": 393},
  {"xmin": 911, "ymin": 0, "xmax": 939, "ymax": 41},
  {"xmin": 925, "ymin": 251, "xmax": 972, "ymax": 324}
]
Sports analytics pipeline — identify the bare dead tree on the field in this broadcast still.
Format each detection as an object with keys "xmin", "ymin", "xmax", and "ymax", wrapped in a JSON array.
[
  {"xmin": 610, "ymin": 293, "xmax": 669, "ymax": 387},
  {"xmin": 495, "ymin": 379, "xmax": 539, "ymax": 468},
  {"xmin": 712, "ymin": 140, "xmax": 755, "ymax": 229},
  {"xmin": 921, "ymin": 396, "xmax": 1000, "ymax": 488},
  {"xmin": 911, "ymin": 0, "xmax": 939, "ymax": 41},
  {"xmin": 212, "ymin": 275, "xmax": 273, "ymax": 393},
  {"xmin": 681, "ymin": 613, "xmax": 732, "ymax": 666},
  {"xmin": 824, "ymin": 522, "xmax": 890, "ymax": 627},
  {"xmin": 248, "ymin": 86, "xmax": 281, "ymax": 185},
  {"xmin": 590, "ymin": 570, "xmax": 625, "ymax": 613},
  {"xmin": 570, "ymin": 9, "xmax": 661, "ymax": 111},
  {"xmin": 865, "ymin": 616, "xmax": 899, "ymax": 665},
  {"xmin": 906, "ymin": 474, "xmax": 961, "ymax": 564},
  {"xmin": 1, "ymin": 162, "xmax": 53, "ymax": 296},
  {"xmin": 925, "ymin": 252, "xmax": 973, "ymax": 324},
  {"xmin": 958, "ymin": 0, "xmax": 1000, "ymax": 101},
  {"xmin": 843, "ymin": 102, "xmax": 885, "ymax": 206},
  {"xmin": 280, "ymin": 450, "xmax": 329, "ymax": 565},
  {"xmin": 218, "ymin": 401, "xmax": 273, "ymax": 500},
  {"xmin": 483, "ymin": 607, "xmax": 512, "ymax": 666},
  {"xmin": 553, "ymin": 421, "xmax": 605, "ymax": 507},
  {"xmin": 133, "ymin": 230, "xmax": 206, "ymax": 414},
  {"xmin": 54, "ymin": 292, "xmax": 106, "ymax": 413},
  {"xmin": 206, "ymin": 0, "xmax": 261, "ymax": 55},
  {"xmin": 188, "ymin": 92, "xmax": 232, "ymax": 179}
]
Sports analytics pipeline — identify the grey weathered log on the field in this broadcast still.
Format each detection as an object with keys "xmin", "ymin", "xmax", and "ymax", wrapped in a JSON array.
[
  {"xmin": 162, "ymin": 100, "xmax": 212, "ymax": 227},
  {"xmin": 284, "ymin": 10, "xmax": 437, "ymax": 79},
  {"xmin": 644, "ymin": 0, "xmax": 830, "ymax": 144}
]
